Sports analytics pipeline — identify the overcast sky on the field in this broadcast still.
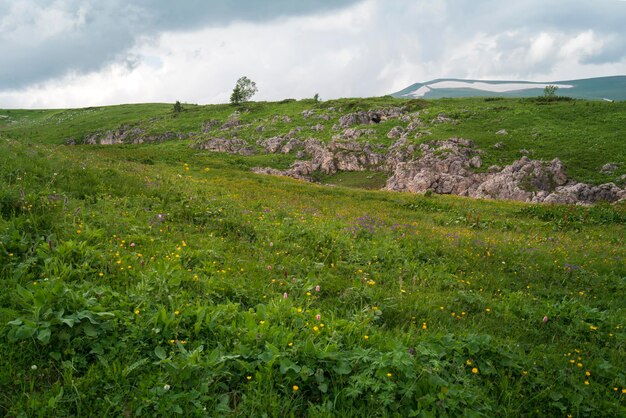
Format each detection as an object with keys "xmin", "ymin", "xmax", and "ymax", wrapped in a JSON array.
[{"xmin": 1, "ymin": 0, "xmax": 625, "ymax": 108}]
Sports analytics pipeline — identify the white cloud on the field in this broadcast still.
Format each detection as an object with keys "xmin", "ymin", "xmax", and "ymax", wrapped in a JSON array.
[{"xmin": 1, "ymin": 0, "xmax": 625, "ymax": 108}]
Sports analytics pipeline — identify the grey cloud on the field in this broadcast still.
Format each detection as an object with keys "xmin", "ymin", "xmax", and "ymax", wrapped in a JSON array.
[
  {"xmin": 382, "ymin": 0, "xmax": 626, "ymax": 79},
  {"xmin": 581, "ymin": 37, "xmax": 626, "ymax": 65},
  {"xmin": 0, "ymin": 0, "xmax": 363, "ymax": 89}
]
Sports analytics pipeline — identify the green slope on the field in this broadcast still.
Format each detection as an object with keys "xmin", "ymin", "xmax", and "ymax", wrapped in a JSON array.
[{"xmin": 1, "ymin": 97, "xmax": 625, "ymax": 416}]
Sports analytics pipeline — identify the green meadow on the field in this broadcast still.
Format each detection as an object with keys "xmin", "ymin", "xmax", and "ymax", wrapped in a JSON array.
[{"xmin": 0, "ymin": 97, "xmax": 625, "ymax": 416}]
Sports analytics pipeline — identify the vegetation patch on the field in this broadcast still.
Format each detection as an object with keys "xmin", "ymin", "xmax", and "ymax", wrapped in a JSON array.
[{"xmin": 313, "ymin": 170, "xmax": 389, "ymax": 190}]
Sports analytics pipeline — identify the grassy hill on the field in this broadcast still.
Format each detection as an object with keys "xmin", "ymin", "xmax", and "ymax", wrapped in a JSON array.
[
  {"xmin": 0, "ymin": 97, "xmax": 625, "ymax": 416},
  {"xmin": 393, "ymin": 76, "xmax": 626, "ymax": 101}
]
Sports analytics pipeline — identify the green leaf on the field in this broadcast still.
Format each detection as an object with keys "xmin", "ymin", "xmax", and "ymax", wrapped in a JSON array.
[
  {"xmin": 155, "ymin": 346, "xmax": 167, "ymax": 360},
  {"xmin": 333, "ymin": 361, "xmax": 352, "ymax": 375},
  {"xmin": 83, "ymin": 324, "xmax": 98, "ymax": 337},
  {"xmin": 15, "ymin": 325, "xmax": 37, "ymax": 340},
  {"xmin": 37, "ymin": 327, "xmax": 51, "ymax": 344},
  {"xmin": 279, "ymin": 358, "xmax": 301, "ymax": 374}
]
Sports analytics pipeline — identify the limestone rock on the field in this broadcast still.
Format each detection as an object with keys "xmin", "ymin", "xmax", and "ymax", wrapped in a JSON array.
[
  {"xmin": 387, "ymin": 126, "xmax": 405, "ymax": 139},
  {"xmin": 601, "ymin": 163, "xmax": 618, "ymax": 174},
  {"xmin": 196, "ymin": 137, "xmax": 255, "ymax": 156}
]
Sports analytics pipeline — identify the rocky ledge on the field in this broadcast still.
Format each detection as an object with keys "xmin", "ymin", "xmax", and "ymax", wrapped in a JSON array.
[
  {"xmin": 65, "ymin": 125, "xmax": 192, "ymax": 145},
  {"xmin": 251, "ymin": 136, "xmax": 625, "ymax": 205}
]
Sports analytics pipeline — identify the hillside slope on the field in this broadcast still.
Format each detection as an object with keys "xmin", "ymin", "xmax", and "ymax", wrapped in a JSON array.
[{"xmin": 1, "ymin": 97, "xmax": 625, "ymax": 416}]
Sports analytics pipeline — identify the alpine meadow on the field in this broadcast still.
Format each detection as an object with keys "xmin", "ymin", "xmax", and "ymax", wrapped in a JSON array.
[{"xmin": 0, "ymin": 94, "xmax": 625, "ymax": 417}]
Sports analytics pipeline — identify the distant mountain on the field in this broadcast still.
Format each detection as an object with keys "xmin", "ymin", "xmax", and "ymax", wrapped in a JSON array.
[{"xmin": 392, "ymin": 76, "xmax": 626, "ymax": 101}]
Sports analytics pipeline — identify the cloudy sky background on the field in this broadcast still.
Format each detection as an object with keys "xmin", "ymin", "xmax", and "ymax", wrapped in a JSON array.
[{"xmin": 1, "ymin": 0, "xmax": 625, "ymax": 108}]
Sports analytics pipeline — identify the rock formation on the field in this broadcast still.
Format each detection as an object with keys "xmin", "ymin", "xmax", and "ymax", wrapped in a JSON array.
[{"xmin": 254, "ymin": 137, "xmax": 625, "ymax": 204}]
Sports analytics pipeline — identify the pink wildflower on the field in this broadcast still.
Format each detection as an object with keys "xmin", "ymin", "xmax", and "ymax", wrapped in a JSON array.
[{"xmin": 315, "ymin": 285, "xmax": 320, "ymax": 292}]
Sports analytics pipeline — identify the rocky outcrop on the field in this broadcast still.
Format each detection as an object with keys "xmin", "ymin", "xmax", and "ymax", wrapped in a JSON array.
[
  {"xmin": 257, "ymin": 136, "xmax": 304, "ymax": 154},
  {"xmin": 385, "ymin": 139, "xmax": 625, "ymax": 204},
  {"xmin": 332, "ymin": 128, "xmax": 374, "ymax": 141},
  {"xmin": 338, "ymin": 107, "xmax": 406, "ymax": 128},
  {"xmin": 196, "ymin": 137, "xmax": 256, "ymax": 156},
  {"xmin": 67, "ymin": 126, "xmax": 189, "ymax": 145},
  {"xmin": 601, "ymin": 163, "xmax": 618, "ymax": 174},
  {"xmin": 252, "ymin": 138, "xmax": 386, "ymax": 181},
  {"xmin": 253, "ymin": 136, "xmax": 625, "ymax": 204}
]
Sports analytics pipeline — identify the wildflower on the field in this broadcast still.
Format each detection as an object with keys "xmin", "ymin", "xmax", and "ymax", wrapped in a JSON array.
[
  {"xmin": 472, "ymin": 367, "xmax": 478, "ymax": 374},
  {"xmin": 316, "ymin": 314, "xmax": 321, "ymax": 321},
  {"xmin": 134, "ymin": 309, "xmax": 140, "ymax": 315},
  {"xmin": 485, "ymin": 308, "xmax": 491, "ymax": 313},
  {"xmin": 585, "ymin": 371, "xmax": 591, "ymax": 377},
  {"xmin": 313, "ymin": 326, "xmax": 319, "ymax": 332},
  {"xmin": 283, "ymin": 292, "xmax": 288, "ymax": 300},
  {"xmin": 99, "ymin": 272, "xmax": 104, "ymax": 277},
  {"xmin": 306, "ymin": 292, "xmax": 311, "ymax": 296},
  {"xmin": 31, "ymin": 365, "xmax": 37, "ymax": 370},
  {"xmin": 577, "ymin": 363, "xmax": 583, "ymax": 368},
  {"xmin": 297, "ymin": 308, "xmax": 303, "ymax": 313},
  {"xmin": 543, "ymin": 316, "xmax": 548, "ymax": 323},
  {"xmin": 292, "ymin": 385, "xmax": 299, "ymax": 392},
  {"xmin": 163, "ymin": 384, "xmax": 171, "ymax": 391},
  {"xmin": 174, "ymin": 310, "xmax": 180, "ymax": 315},
  {"xmin": 363, "ymin": 335, "xmax": 369, "ymax": 340},
  {"xmin": 315, "ymin": 285, "xmax": 320, "ymax": 292},
  {"xmin": 589, "ymin": 325, "xmax": 598, "ymax": 331},
  {"xmin": 288, "ymin": 342, "xmax": 293, "ymax": 347},
  {"xmin": 259, "ymin": 320, "xmax": 265, "ymax": 325},
  {"xmin": 246, "ymin": 376, "xmax": 252, "ymax": 381},
  {"xmin": 584, "ymin": 381, "xmax": 589, "ymax": 385},
  {"xmin": 386, "ymin": 372, "xmax": 392, "ymax": 378},
  {"xmin": 130, "ymin": 242, "xmax": 136, "ymax": 247},
  {"xmin": 422, "ymin": 322, "xmax": 427, "ymax": 330},
  {"xmin": 622, "ymin": 388, "xmax": 626, "ymax": 394},
  {"xmin": 466, "ymin": 359, "xmax": 473, "ymax": 366},
  {"xmin": 522, "ymin": 371, "xmax": 528, "ymax": 376},
  {"xmin": 367, "ymin": 280, "xmax": 376, "ymax": 286}
]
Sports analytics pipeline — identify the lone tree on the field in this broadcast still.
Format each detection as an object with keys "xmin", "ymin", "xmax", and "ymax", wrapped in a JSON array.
[
  {"xmin": 543, "ymin": 85, "xmax": 558, "ymax": 98},
  {"xmin": 230, "ymin": 76, "xmax": 258, "ymax": 105},
  {"xmin": 173, "ymin": 100, "xmax": 183, "ymax": 113}
]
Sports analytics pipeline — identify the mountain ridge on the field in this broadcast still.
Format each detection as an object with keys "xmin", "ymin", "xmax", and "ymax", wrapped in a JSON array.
[{"xmin": 392, "ymin": 75, "xmax": 626, "ymax": 101}]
